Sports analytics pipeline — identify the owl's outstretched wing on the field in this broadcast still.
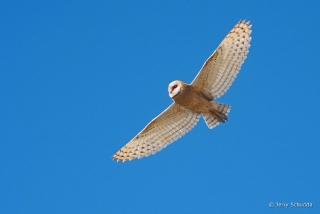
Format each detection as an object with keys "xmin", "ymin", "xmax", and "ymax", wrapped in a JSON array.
[
  {"xmin": 112, "ymin": 103, "xmax": 200, "ymax": 162},
  {"xmin": 191, "ymin": 20, "xmax": 252, "ymax": 100}
]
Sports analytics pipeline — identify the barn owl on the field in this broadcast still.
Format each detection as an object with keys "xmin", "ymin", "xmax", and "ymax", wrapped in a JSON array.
[{"xmin": 112, "ymin": 20, "xmax": 252, "ymax": 162}]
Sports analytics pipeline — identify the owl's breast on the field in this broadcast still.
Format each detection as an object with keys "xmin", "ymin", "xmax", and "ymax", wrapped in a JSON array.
[{"xmin": 173, "ymin": 85, "xmax": 209, "ymax": 113}]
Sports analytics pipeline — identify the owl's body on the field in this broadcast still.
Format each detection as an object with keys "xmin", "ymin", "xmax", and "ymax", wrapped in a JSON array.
[
  {"xmin": 112, "ymin": 20, "xmax": 252, "ymax": 162},
  {"xmin": 172, "ymin": 83, "xmax": 208, "ymax": 113},
  {"xmin": 171, "ymin": 82, "xmax": 228, "ymax": 123}
]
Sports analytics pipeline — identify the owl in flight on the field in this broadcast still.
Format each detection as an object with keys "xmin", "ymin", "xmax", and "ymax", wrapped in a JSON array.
[{"xmin": 113, "ymin": 20, "xmax": 252, "ymax": 162}]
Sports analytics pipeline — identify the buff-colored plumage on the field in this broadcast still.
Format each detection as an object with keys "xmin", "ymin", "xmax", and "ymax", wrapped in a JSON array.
[
  {"xmin": 191, "ymin": 21, "xmax": 252, "ymax": 100},
  {"xmin": 112, "ymin": 20, "xmax": 252, "ymax": 162}
]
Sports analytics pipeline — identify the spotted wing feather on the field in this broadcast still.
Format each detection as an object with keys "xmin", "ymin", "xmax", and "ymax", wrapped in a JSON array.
[
  {"xmin": 191, "ymin": 20, "xmax": 252, "ymax": 100},
  {"xmin": 112, "ymin": 103, "xmax": 200, "ymax": 162}
]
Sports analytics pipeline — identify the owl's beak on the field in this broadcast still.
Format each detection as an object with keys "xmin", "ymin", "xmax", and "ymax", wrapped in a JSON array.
[{"xmin": 169, "ymin": 91, "xmax": 180, "ymax": 98}]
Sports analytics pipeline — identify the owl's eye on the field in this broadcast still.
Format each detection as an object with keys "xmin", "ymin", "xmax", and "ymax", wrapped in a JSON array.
[{"xmin": 173, "ymin": 85, "xmax": 178, "ymax": 89}]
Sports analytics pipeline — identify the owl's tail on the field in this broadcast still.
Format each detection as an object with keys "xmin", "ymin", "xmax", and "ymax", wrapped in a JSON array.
[{"xmin": 202, "ymin": 102, "xmax": 231, "ymax": 129}]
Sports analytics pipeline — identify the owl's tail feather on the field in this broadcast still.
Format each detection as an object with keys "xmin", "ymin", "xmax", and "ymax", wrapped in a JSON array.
[{"xmin": 202, "ymin": 102, "xmax": 231, "ymax": 129}]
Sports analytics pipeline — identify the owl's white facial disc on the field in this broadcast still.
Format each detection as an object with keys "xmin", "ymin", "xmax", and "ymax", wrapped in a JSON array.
[{"xmin": 168, "ymin": 80, "xmax": 182, "ymax": 98}]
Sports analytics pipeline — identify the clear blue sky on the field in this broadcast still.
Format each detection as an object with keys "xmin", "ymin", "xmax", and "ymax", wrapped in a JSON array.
[{"xmin": 1, "ymin": 0, "xmax": 319, "ymax": 213}]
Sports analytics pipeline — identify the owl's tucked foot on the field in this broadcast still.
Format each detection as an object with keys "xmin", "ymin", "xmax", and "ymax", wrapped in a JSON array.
[
  {"xmin": 209, "ymin": 109, "xmax": 228, "ymax": 123},
  {"xmin": 202, "ymin": 102, "xmax": 231, "ymax": 129},
  {"xmin": 210, "ymin": 102, "xmax": 231, "ymax": 122}
]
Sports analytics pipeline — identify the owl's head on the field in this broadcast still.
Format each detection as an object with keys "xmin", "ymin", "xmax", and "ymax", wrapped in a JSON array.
[{"xmin": 168, "ymin": 80, "xmax": 184, "ymax": 98}]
